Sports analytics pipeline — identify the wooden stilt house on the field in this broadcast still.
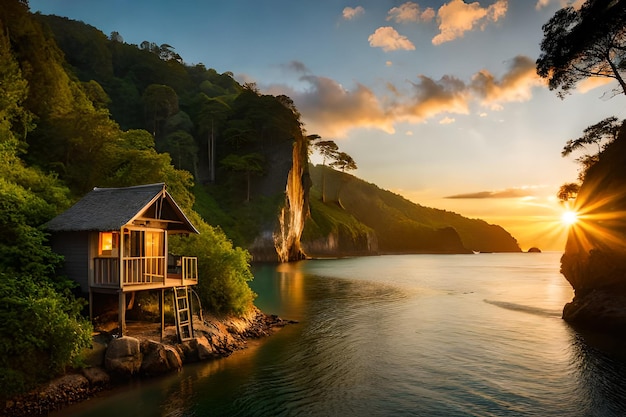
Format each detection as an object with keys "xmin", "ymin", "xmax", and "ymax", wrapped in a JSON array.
[{"xmin": 46, "ymin": 183, "xmax": 199, "ymax": 341}]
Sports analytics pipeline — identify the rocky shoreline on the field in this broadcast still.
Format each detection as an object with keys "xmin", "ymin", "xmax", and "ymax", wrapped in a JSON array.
[{"xmin": 2, "ymin": 308, "xmax": 294, "ymax": 417}]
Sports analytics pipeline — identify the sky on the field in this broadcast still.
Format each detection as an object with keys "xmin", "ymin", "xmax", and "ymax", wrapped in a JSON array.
[{"xmin": 28, "ymin": 0, "xmax": 625, "ymax": 251}]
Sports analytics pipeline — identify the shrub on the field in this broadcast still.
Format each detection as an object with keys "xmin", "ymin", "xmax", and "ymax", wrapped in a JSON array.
[
  {"xmin": 169, "ymin": 212, "xmax": 256, "ymax": 316},
  {"xmin": 0, "ymin": 273, "xmax": 93, "ymax": 399}
]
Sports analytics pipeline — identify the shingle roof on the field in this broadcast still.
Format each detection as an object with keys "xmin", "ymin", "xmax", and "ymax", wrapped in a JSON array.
[{"xmin": 45, "ymin": 183, "xmax": 198, "ymax": 234}]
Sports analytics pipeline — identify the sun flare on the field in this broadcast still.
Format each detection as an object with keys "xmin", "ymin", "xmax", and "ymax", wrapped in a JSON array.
[{"xmin": 561, "ymin": 210, "xmax": 578, "ymax": 226}]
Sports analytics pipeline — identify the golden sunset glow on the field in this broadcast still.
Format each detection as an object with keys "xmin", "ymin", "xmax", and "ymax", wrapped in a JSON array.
[{"xmin": 561, "ymin": 210, "xmax": 578, "ymax": 226}]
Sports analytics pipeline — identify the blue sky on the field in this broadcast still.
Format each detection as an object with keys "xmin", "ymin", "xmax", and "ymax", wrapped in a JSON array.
[{"xmin": 29, "ymin": 0, "xmax": 623, "ymax": 250}]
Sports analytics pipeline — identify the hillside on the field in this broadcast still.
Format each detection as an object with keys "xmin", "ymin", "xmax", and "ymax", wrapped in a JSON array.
[{"xmin": 303, "ymin": 165, "xmax": 521, "ymax": 256}]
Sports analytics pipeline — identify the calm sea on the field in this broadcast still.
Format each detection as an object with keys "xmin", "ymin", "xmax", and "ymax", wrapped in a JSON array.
[{"xmin": 54, "ymin": 253, "xmax": 626, "ymax": 416}]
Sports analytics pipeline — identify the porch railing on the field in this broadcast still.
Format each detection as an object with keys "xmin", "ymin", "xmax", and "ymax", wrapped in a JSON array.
[
  {"xmin": 122, "ymin": 256, "xmax": 165, "ymax": 285},
  {"xmin": 93, "ymin": 255, "xmax": 197, "ymax": 288},
  {"xmin": 94, "ymin": 257, "xmax": 119, "ymax": 287},
  {"xmin": 181, "ymin": 256, "xmax": 198, "ymax": 283}
]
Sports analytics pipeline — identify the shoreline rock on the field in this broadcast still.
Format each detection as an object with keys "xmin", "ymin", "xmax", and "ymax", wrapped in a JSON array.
[
  {"xmin": 563, "ymin": 290, "xmax": 626, "ymax": 331},
  {"xmin": 1, "ymin": 308, "xmax": 295, "ymax": 417}
]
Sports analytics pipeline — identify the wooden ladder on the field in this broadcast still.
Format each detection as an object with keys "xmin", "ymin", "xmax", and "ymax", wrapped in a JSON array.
[{"xmin": 173, "ymin": 286, "xmax": 194, "ymax": 342}]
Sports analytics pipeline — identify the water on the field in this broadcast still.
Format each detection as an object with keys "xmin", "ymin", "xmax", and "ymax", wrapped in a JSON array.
[{"xmin": 54, "ymin": 253, "xmax": 626, "ymax": 416}]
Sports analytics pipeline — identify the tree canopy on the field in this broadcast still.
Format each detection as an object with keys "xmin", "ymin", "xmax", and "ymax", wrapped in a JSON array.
[{"xmin": 537, "ymin": 0, "xmax": 626, "ymax": 98}]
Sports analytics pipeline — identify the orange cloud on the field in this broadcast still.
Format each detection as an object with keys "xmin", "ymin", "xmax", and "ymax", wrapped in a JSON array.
[
  {"xmin": 387, "ymin": 2, "xmax": 435, "ymax": 23},
  {"xmin": 432, "ymin": 0, "xmax": 508, "ymax": 45},
  {"xmin": 535, "ymin": 0, "xmax": 585, "ymax": 10},
  {"xmin": 446, "ymin": 187, "xmax": 540, "ymax": 199},
  {"xmin": 343, "ymin": 6, "xmax": 365, "ymax": 20},
  {"xmin": 398, "ymin": 75, "xmax": 470, "ymax": 120},
  {"xmin": 368, "ymin": 26, "xmax": 416, "ymax": 52},
  {"xmin": 288, "ymin": 75, "xmax": 394, "ymax": 137},
  {"xmin": 471, "ymin": 55, "xmax": 545, "ymax": 109},
  {"xmin": 576, "ymin": 76, "xmax": 615, "ymax": 94}
]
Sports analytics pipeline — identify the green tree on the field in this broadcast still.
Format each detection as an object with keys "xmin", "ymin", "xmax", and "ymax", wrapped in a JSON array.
[
  {"xmin": 169, "ymin": 213, "xmax": 256, "ymax": 316},
  {"xmin": 220, "ymin": 153, "xmax": 265, "ymax": 203},
  {"xmin": 163, "ymin": 130, "xmax": 198, "ymax": 177},
  {"xmin": 142, "ymin": 84, "xmax": 179, "ymax": 137},
  {"xmin": 537, "ymin": 0, "xmax": 626, "ymax": 98},
  {"xmin": 330, "ymin": 151, "xmax": 358, "ymax": 172},
  {"xmin": 312, "ymin": 139, "xmax": 339, "ymax": 203}
]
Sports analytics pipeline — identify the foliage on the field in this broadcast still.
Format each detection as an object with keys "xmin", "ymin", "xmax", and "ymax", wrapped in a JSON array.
[
  {"xmin": 312, "ymin": 140, "xmax": 339, "ymax": 165},
  {"xmin": 220, "ymin": 153, "xmax": 265, "ymax": 203},
  {"xmin": 537, "ymin": 0, "xmax": 626, "ymax": 98},
  {"xmin": 169, "ymin": 213, "xmax": 256, "ymax": 316},
  {"xmin": 0, "ymin": 30, "xmax": 92, "ymax": 395},
  {"xmin": 558, "ymin": 117, "xmax": 623, "ymax": 201},
  {"xmin": 557, "ymin": 182, "xmax": 581, "ymax": 203},
  {"xmin": 330, "ymin": 151, "xmax": 357, "ymax": 172},
  {"xmin": 562, "ymin": 116, "xmax": 621, "ymax": 158},
  {"xmin": 0, "ymin": 273, "xmax": 93, "ymax": 400}
]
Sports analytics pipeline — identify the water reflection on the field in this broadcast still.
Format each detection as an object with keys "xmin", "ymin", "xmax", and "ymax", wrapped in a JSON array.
[
  {"xmin": 52, "ymin": 254, "xmax": 626, "ymax": 417},
  {"xmin": 569, "ymin": 329, "xmax": 626, "ymax": 416}
]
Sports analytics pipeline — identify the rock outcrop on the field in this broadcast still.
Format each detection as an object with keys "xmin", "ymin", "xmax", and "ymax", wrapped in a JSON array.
[
  {"xmin": 561, "ymin": 123, "xmax": 626, "ymax": 330},
  {"xmin": 104, "ymin": 336, "xmax": 143, "ymax": 378}
]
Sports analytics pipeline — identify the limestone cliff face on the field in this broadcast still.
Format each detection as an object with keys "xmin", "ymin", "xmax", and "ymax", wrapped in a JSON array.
[
  {"xmin": 561, "ymin": 123, "xmax": 626, "ymax": 329},
  {"xmin": 274, "ymin": 137, "xmax": 309, "ymax": 262},
  {"xmin": 247, "ymin": 136, "xmax": 310, "ymax": 262}
]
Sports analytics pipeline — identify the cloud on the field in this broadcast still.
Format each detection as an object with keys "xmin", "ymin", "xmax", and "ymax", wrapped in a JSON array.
[
  {"xmin": 445, "ymin": 188, "xmax": 537, "ymax": 199},
  {"xmin": 285, "ymin": 60, "xmax": 310, "ymax": 74},
  {"xmin": 265, "ymin": 54, "xmax": 542, "ymax": 138},
  {"xmin": 471, "ymin": 55, "xmax": 545, "ymax": 109},
  {"xmin": 399, "ymin": 74, "xmax": 471, "ymax": 120},
  {"xmin": 368, "ymin": 27, "xmax": 416, "ymax": 52},
  {"xmin": 576, "ymin": 76, "xmax": 615, "ymax": 94},
  {"xmin": 343, "ymin": 6, "xmax": 364, "ymax": 20},
  {"xmin": 283, "ymin": 74, "xmax": 395, "ymax": 137},
  {"xmin": 535, "ymin": 0, "xmax": 585, "ymax": 10},
  {"xmin": 387, "ymin": 2, "xmax": 436, "ymax": 23},
  {"xmin": 432, "ymin": 0, "xmax": 508, "ymax": 45},
  {"xmin": 439, "ymin": 116, "xmax": 455, "ymax": 124}
]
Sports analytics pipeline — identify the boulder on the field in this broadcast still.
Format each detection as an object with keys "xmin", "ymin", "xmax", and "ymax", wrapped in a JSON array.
[
  {"xmin": 196, "ymin": 336, "xmax": 217, "ymax": 360},
  {"xmin": 563, "ymin": 290, "xmax": 626, "ymax": 331},
  {"xmin": 81, "ymin": 367, "xmax": 110, "ymax": 388},
  {"xmin": 104, "ymin": 336, "xmax": 142, "ymax": 378},
  {"xmin": 140, "ymin": 340, "xmax": 182, "ymax": 376}
]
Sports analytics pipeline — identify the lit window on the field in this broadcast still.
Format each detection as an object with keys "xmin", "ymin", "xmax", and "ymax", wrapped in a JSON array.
[{"xmin": 99, "ymin": 232, "xmax": 119, "ymax": 256}]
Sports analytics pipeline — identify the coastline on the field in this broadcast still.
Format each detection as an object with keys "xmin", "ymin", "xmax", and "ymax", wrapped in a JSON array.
[{"xmin": 1, "ymin": 307, "xmax": 294, "ymax": 417}]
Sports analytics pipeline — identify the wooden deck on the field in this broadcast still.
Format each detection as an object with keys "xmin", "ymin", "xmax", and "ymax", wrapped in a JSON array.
[{"xmin": 92, "ymin": 256, "xmax": 198, "ymax": 292}]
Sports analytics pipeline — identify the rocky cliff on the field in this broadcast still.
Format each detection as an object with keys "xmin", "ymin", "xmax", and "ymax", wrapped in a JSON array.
[
  {"xmin": 247, "ymin": 136, "xmax": 310, "ymax": 262},
  {"xmin": 561, "ymin": 123, "xmax": 626, "ymax": 330}
]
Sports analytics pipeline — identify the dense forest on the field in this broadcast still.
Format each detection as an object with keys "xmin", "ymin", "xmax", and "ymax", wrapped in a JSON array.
[{"xmin": 0, "ymin": 0, "xmax": 274, "ymax": 398}]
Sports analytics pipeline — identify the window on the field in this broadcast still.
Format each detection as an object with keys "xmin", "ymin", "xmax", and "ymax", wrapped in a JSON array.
[{"xmin": 99, "ymin": 232, "xmax": 119, "ymax": 256}]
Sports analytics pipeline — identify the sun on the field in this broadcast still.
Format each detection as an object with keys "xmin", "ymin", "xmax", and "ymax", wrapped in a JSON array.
[{"xmin": 561, "ymin": 210, "xmax": 578, "ymax": 226}]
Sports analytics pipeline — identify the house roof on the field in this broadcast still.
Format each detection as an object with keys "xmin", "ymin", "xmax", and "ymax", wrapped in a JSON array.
[{"xmin": 45, "ymin": 183, "xmax": 199, "ymax": 234}]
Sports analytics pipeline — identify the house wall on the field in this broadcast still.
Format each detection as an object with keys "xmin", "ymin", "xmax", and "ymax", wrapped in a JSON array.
[{"xmin": 51, "ymin": 231, "xmax": 90, "ymax": 294}]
